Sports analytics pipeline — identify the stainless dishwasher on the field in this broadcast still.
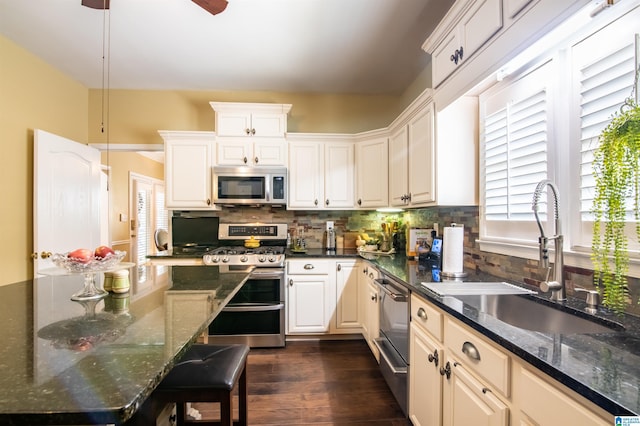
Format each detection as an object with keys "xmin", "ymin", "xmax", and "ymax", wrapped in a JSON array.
[{"xmin": 373, "ymin": 275, "xmax": 409, "ymax": 416}]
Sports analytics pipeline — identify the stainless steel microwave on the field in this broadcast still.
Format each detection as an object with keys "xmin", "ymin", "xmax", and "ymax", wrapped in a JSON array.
[{"xmin": 212, "ymin": 166, "xmax": 287, "ymax": 205}]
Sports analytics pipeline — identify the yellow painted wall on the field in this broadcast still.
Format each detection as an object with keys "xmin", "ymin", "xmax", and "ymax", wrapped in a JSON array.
[
  {"xmin": 87, "ymin": 89, "xmax": 405, "ymax": 145},
  {"xmin": 0, "ymin": 35, "xmax": 89, "ymax": 286},
  {"xmin": 104, "ymin": 152, "xmax": 164, "ymax": 251}
]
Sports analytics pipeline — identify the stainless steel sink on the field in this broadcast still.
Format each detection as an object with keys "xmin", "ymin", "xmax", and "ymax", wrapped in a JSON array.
[{"xmin": 453, "ymin": 294, "xmax": 622, "ymax": 334}]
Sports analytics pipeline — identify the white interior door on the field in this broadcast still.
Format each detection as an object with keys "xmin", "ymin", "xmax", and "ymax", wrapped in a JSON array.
[{"xmin": 34, "ymin": 129, "xmax": 101, "ymax": 275}]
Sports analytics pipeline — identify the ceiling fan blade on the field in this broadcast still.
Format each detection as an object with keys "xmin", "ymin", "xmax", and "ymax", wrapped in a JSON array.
[
  {"xmin": 192, "ymin": 0, "xmax": 229, "ymax": 15},
  {"xmin": 81, "ymin": 0, "xmax": 110, "ymax": 9}
]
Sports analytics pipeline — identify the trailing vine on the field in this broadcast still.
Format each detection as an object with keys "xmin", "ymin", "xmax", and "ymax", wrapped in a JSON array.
[{"xmin": 591, "ymin": 67, "xmax": 640, "ymax": 314}]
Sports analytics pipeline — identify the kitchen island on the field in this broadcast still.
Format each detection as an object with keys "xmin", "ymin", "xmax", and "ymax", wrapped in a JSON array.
[{"xmin": 0, "ymin": 265, "xmax": 250, "ymax": 425}]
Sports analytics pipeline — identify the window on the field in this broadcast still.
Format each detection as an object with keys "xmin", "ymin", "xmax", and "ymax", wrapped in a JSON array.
[
  {"xmin": 478, "ymin": 4, "xmax": 640, "ymax": 272},
  {"xmin": 131, "ymin": 173, "xmax": 168, "ymax": 291},
  {"xmin": 479, "ymin": 59, "xmax": 555, "ymax": 250}
]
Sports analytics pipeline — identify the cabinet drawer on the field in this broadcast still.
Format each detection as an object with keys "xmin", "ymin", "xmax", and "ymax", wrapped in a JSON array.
[
  {"xmin": 287, "ymin": 260, "xmax": 331, "ymax": 275},
  {"xmin": 445, "ymin": 319, "xmax": 510, "ymax": 396},
  {"xmin": 410, "ymin": 294, "xmax": 443, "ymax": 341}
]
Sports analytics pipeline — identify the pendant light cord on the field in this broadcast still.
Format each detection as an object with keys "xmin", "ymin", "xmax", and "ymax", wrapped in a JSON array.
[{"xmin": 100, "ymin": 0, "xmax": 111, "ymax": 193}]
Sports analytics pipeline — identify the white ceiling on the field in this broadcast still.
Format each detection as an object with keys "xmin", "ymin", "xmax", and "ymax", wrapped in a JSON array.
[{"xmin": 0, "ymin": 0, "xmax": 455, "ymax": 95}]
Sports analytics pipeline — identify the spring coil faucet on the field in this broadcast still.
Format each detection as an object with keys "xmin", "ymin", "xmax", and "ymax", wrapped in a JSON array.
[{"xmin": 532, "ymin": 179, "xmax": 566, "ymax": 301}]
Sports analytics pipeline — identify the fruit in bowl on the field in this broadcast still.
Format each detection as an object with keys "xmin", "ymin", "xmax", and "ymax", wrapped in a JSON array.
[
  {"xmin": 68, "ymin": 248, "xmax": 93, "ymax": 264},
  {"xmin": 94, "ymin": 245, "xmax": 115, "ymax": 259}
]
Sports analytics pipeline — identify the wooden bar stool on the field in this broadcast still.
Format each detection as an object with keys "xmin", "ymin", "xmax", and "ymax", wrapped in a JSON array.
[{"xmin": 153, "ymin": 344, "xmax": 249, "ymax": 426}]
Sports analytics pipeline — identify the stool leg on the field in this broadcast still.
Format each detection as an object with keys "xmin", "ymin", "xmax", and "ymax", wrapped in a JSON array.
[
  {"xmin": 176, "ymin": 402, "xmax": 186, "ymax": 426},
  {"xmin": 221, "ymin": 391, "xmax": 233, "ymax": 426},
  {"xmin": 238, "ymin": 366, "xmax": 248, "ymax": 426}
]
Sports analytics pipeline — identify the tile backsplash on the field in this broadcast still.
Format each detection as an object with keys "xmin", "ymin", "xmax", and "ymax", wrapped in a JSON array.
[{"xmin": 196, "ymin": 205, "xmax": 640, "ymax": 316}]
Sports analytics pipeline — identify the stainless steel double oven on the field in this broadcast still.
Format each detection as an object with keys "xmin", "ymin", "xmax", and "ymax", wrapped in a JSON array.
[{"xmin": 171, "ymin": 214, "xmax": 287, "ymax": 348}]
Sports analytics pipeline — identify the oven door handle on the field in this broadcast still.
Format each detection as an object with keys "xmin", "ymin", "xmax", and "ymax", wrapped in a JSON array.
[
  {"xmin": 374, "ymin": 279, "xmax": 408, "ymax": 302},
  {"xmin": 373, "ymin": 338, "xmax": 407, "ymax": 375},
  {"xmin": 223, "ymin": 303, "xmax": 285, "ymax": 312},
  {"xmin": 249, "ymin": 270, "xmax": 285, "ymax": 279}
]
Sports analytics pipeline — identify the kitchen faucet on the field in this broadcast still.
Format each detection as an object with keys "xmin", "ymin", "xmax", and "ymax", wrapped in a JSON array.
[{"xmin": 532, "ymin": 179, "xmax": 566, "ymax": 301}]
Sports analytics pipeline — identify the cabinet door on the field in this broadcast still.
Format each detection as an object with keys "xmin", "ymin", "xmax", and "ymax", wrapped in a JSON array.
[
  {"xmin": 366, "ymin": 278, "xmax": 380, "ymax": 360},
  {"xmin": 461, "ymin": 0, "xmax": 503, "ymax": 58},
  {"xmin": 515, "ymin": 364, "xmax": 610, "ymax": 426},
  {"xmin": 216, "ymin": 139, "xmax": 252, "ymax": 165},
  {"xmin": 504, "ymin": 0, "xmax": 533, "ymax": 19},
  {"xmin": 409, "ymin": 323, "xmax": 443, "ymax": 426},
  {"xmin": 165, "ymin": 137, "xmax": 214, "ymax": 209},
  {"xmin": 288, "ymin": 142, "xmax": 323, "ymax": 209},
  {"xmin": 253, "ymin": 139, "xmax": 286, "ymax": 166},
  {"xmin": 408, "ymin": 104, "xmax": 435, "ymax": 205},
  {"xmin": 250, "ymin": 113, "xmax": 287, "ymax": 137},
  {"xmin": 287, "ymin": 275, "xmax": 333, "ymax": 333},
  {"xmin": 324, "ymin": 143, "xmax": 355, "ymax": 209},
  {"xmin": 443, "ymin": 358, "xmax": 509, "ymax": 426},
  {"xmin": 356, "ymin": 137, "xmax": 389, "ymax": 208},
  {"xmin": 388, "ymin": 126, "xmax": 409, "ymax": 207},
  {"xmin": 335, "ymin": 261, "xmax": 360, "ymax": 331},
  {"xmin": 431, "ymin": 28, "xmax": 462, "ymax": 88},
  {"xmin": 216, "ymin": 111, "xmax": 252, "ymax": 137}
]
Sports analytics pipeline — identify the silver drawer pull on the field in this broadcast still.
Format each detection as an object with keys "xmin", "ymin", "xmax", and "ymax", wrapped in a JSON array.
[
  {"xmin": 303, "ymin": 264, "xmax": 315, "ymax": 270},
  {"xmin": 416, "ymin": 307, "xmax": 428, "ymax": 321},
  {"xmin": 462, "ymin": 341, "xmax": 481, "ymax": 361}
]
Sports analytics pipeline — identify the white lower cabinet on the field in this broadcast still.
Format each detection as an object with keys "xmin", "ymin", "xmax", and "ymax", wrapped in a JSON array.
[
  {"xmin": 409, "ymin": 322, "xmax": 444, "ymax": 426},
  {"xmin": 409, "ymin": 292, "xmax": 614, "ymax": 426},
  {"xmin": 512, "ymin": 360, "xmax": 610, "ymax": 426},
  {"xmin": 359, "ymin": 262, "xmax": 380, "ymax": 361},
  {"xmin": 286, "ymin": 260, "xmax": 334, "ymax": 334},
  {"xmin": 286, "ymin": 259, "xmax": 362, "ymax": 335},
  {"xmin": 334, "ymin": 260, "xmax": 361, "ymax": 333},
  {"xmin": 442, "ymin": 357, "xmax": 509, "ymax": 426}
]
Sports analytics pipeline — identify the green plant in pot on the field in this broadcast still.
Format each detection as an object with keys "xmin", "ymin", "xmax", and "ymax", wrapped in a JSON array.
[{"xmin": 591, "ymin": 69, "xmax": 640, "ymax": 314}]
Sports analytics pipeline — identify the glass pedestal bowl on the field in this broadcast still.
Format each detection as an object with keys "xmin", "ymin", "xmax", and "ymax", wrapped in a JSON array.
[{"xmin": 51, "ymin": 251, "xmax": 128, "ymax": 301}]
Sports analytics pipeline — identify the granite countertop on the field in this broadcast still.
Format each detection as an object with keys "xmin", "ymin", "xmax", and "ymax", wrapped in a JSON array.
[
  {"xmin": 367, "ymin": 254, "xmax": 640, "ymax": 416},
  {"xmin": 0, "ymin": 265, "xmax": 250, "ymax": 425}
]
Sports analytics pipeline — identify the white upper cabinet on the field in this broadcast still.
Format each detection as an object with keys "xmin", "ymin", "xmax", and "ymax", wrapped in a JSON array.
[
  {"xmin": 160, "ymin": 130, "xmax": 218, "ymax": 210},
  {"xmin": 211, "ymin": 102, "xmax": 290, "ymax": 167},
  {"xmin": 427, "ymin": 0, "xmax": 503, "ymax": 88},
  {"xmin": 216, "ymin": 138, "xmax": 287, "ymax": 166},
  {"xmin": 287, "ymin": 134, "xmax": 355, "ymax": 210},
  {"xmin": 388, "ymin": 92, "xmax": 435, "ymax": 208},
  {"xmin": 210, "ymin": 102, "xmax": 291, "ymax": 138},
  {"xmin": 424, "ymin": 0, "xmax": 588, "ymax": 109},
  {"xmin": 356, "ymin": 133, "xmax": 389, "ymax": 208}
]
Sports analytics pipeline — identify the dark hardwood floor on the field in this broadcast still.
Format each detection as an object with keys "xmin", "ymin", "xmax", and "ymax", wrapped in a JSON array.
[{"xmin": 192, "ymin": 339, "xmax": 410, "ymax": 425}]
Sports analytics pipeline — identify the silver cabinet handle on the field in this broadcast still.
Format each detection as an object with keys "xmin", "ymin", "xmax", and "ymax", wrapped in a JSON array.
[
  {"xmin": 245, "ymin": 128, "xmax": 251, "ymax": 135},
  {"xmin": 416, "ymin": 307, "xmax": 428, "ymax": 321},
  {"xmin": 371, "ymin": 294, "xmax": 377, "ymax": 302},
  {"xmin": 243, "ymin": 156, "xmax": 248, "ymax": 164},
  {"xmin": 440, "ymin": 361, "xmax": 451, "ymax": 379},
  {"xmin": 254, "ymin": 156, "xmax": 259, "ymax": 164},
  {"xmin": 289, "ymin": 279, "xmax": 293, "ymax": 286},
  {"xmin": 462, "ymin": 341, "xmax": 481, "ymax": 361},
  {"xmin": 251, "ymin": 128, "xmax": 256, "ymax": 135},
  {"xmin": 303, "ymin": 264, "xmax": 314, "ymax": 270},
  {"xmin": 325, "ymin": 199, "xmax": 330, "ymax": 206},
  {"xmin": 337, "ymin": 264, "xmax": 342, "ymax": 271},
  {"xmin": 358, "ymin": 198, "xmax": 362, "ymax": 206},
  {"xmin": 314, "ymin": 199, "xmax": 318, "ymax": 206}
]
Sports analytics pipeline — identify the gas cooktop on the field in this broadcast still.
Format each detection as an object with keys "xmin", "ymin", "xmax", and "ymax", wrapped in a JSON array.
[{"xmin": 202, "ymin": 246, "xmax": 285, "ymax": 266}]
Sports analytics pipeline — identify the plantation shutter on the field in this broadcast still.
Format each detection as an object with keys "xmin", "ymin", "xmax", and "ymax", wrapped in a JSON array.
[
  {"xmin": 578, "ymin": 41, "xmax": 638, "ymax": 220},
  {"xmin": 480, "ymin": 61, "xmax": 552, "ymax": 243}
]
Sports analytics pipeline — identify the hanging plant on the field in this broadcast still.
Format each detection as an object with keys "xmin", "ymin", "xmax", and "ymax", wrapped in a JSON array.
[{"xmin": 591, "ymin": 68, "xmax": 640, "ymax": 315}]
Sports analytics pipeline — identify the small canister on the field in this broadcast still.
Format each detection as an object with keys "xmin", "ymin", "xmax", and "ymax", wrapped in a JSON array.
[
  {"xmin": 103, "ymin": 271, "xmax": 114, "ymax": 292},
  {"xmin": 111, "ymin": 269, "xmax": 130, "ymax": 293}
]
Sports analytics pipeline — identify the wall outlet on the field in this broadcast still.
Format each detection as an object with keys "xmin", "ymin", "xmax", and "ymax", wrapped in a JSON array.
[{"xmin": 326, "ymin": 221, "xmax": 334, "ymax": 230}]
